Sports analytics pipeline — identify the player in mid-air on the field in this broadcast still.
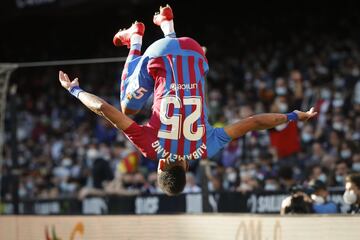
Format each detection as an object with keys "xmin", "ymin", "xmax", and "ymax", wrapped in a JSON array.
[{"xmin": 58, "ymin": 5, "xmax": 317, "ymax": 196}]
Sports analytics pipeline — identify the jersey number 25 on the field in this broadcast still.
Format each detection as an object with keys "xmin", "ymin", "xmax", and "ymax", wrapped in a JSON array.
[{"xmin": 158, "ymin": 96, "xmax": 204, "ymax": 141}]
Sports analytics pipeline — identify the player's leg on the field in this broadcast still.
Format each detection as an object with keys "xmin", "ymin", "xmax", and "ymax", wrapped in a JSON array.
[
  {"xmin": 153, "ymin": 4, "xmax": 176, "ymax": 38},
  {"xmin": 113, "ymin": 21, "xmax": 145, "ymax": 81}
]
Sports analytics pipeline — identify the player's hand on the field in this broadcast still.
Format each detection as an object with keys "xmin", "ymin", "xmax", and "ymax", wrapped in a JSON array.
[
  {"xmin": 59, "ymin": 70, "xmax": 79, "ymax": 90},
  {"xmin": 294, "ymin": 107, "xmax": 317, "ymax": 121}
]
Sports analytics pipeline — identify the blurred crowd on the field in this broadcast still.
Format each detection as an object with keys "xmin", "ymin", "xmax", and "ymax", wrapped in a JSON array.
[
  {"xmin": 1, "ymin": 21, "xmax": 360, "ymax": 207},
  {"xmin": 203, "ymin": 32, "xmax": 360, "ymax": 196}
]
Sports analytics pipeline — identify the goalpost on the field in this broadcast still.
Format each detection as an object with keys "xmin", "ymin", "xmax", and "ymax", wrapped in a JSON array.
[{"xmin": 0, "ymin": 64, "xmax": 18, "ymax": 168}]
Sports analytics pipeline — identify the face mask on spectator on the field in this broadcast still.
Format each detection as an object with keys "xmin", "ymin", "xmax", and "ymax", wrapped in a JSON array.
[
  {"xmin": 311, "ymin": 194, "xmax": 325, "ymax": 204},
  {"xmin": 318, "ymin": 174, "xmax": 327, "ymax": 183},
  {"xmin": 343, "ymin": 190, "xmax": 357, "ymax": 204},
  {"xmin": 64, "ymin": 183, "xmax": 77, "ymax": 192},
  {"xmin": 336, "ymin": 175, "xmax": 344, "ymax": 184},
  {"xmin": 62, "ymin": 158, "xmax": 72, "ymax": 167},
  {"xmin": 227, "ymin": 172, "xmax": 237, "ymax": 183},
  {"xmin": 247, "ymin": 169, "xmax": 257, "ymax": 177},
  {"xmin": 278, "ymin": 103, "xmax": 288, "ymax": 113},
  {"xmin": 26, "ymin": 180, "xmax": 34, "ymax": 190},
  {"xmin": 276, "ymin": 87, "xmax": 287, "ymax": 96},
  {"xmin": 18, "ymin": 186, "xmax": 27, "ymax": 197},
  {"xmin": 332, "ymin": 122, "xmax": 343, "ymax": 131},
  {"xmin": 301, "ymin": 132, "xmax": 313, "ymax": 143},
  {"xmin": 264, "ymin": 183, "xmax": 278, "ymax": 191},
  {"xmin": 333, "ymin": 99, "xmax": 344, "ymax": 108},
  {"xmin": 334, "ymin": 77, "xmax": 345, "ymax": 88},
  {"xmin": 340, "ymin": 150, "xmax": 352, "ymax": 159},
  {"xmin": 352, "ymin": 163, "xmax": 360, "ymax": 172},
  {"xmin": 321, "ymin": 89, "xmax": 331, "ymax": 100},
  {"xmin": 86, "ymin": 148, "xmax": 99, "ymax": 160},
  {"xmin": 210, "ymin": 100, "xmax": 219, "ymax": 108}
]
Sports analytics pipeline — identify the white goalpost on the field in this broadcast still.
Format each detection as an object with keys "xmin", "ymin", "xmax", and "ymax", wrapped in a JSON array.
[{"xmin": 0, "ymin": 64, "xmax": 18, "ymax": 167}]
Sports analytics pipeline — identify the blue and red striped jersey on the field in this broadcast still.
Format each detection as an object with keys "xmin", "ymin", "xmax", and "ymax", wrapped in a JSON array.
[{"xmin": 122, "ymin": 37, "xmax": 231, "ymax": 161}]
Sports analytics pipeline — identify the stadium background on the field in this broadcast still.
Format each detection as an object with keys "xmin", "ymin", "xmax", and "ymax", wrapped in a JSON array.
[{"xmin": 0, "ymin": 0, "xmax": 360, "ymax": 238}]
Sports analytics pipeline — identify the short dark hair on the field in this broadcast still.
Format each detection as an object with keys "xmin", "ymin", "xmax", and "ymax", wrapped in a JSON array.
[
  {"xmin": 346, "ymin": 173, "xmax": 360, "ymax": 189},
  {"xmin": 308, "ymin": 179, "xmax": 327, "ymax": 192},
  {"xmin": 158, "ymin": 165, "xmax": 186, "ymax": 196}
]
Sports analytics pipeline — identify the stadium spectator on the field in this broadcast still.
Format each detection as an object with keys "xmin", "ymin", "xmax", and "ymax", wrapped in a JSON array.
[
  {"xmin": 92, "ymin": 155, "xmax": 114, "ymax": 189},
  {"xmin": 52, "ymin": 155, "xmax": 79, "ymax": 196},
  {"xmin": 305, "ymin": 142, "xmax": 325, "ymax": 168},
  {"xmin": 257, "ymin": 152, "xmax": 277, "ymax": 181},
  {"xmin": 203, "ymin": 160, "xmax": 223, "ymax": 192},
  {"xmin": 309, "ymin": 179, "xmax": 339, "ymax": 214},
  {"xmin": 278, "ymin": 166, "xmax": 296, "ymax": 191},
  {"xmin": 222, "ymin": 167, "xmax": 239, "ymax": 191},
  {"xmin": 132, "ymin": 172, "xmax": 147, "ymax": 193},
  {"xmin": 183, "ymin": 172, "xmax": 201, "ymax": 193},
  {"xmin": 280, "ymin": 184, "xmax": 314, "ymax": 215},
  {"xmin": 237, "ymin": 162, "xmax": 261, "ymax": 193},
  {"xmin": 220, "ymin": 140, "xmax": 241, "ymax": 168},
  {"xmin": 145, "ymin": 171, "xmax": 162, "ymax": 194},
  {"xmin": 343, "ymin": 173, "xmax": 360, "ymax": 214},
  {"xmin": 263, "ymin": 177, "xmax": 280, "ymax": 191},
  {"xmin": 331, "ymin": 160, "xmax": 350, "ymax": 187},
  {"xmin": 352, "ymin": 152, "xmax": 360, "ymax": 172},
  {"xmin": 306, "ymin": 165, "xmax": 328, "ymax": 185}
]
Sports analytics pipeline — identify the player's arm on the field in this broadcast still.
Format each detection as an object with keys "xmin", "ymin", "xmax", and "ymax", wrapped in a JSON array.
[
  {"xmin": 224, "ymin": 108, "xmax": 317, "ymax": 139},
  {"xmin": 59, "ymin": 71, "xmax": 134, "ymax": 130}
]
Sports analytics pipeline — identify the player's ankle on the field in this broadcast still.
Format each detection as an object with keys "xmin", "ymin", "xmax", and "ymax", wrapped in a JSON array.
[
  {"xmin": 160, "ymin": 20, "xmax": 175, "ymax": 38},
  {"xmin": 131, "ymin": 34, "xmax": 143, "ymax": 45}
]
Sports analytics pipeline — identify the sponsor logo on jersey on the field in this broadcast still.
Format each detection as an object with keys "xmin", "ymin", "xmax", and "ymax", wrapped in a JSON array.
[{"xmin": 170, "ymin": 83, "xmax": 198, "ymax": 91}]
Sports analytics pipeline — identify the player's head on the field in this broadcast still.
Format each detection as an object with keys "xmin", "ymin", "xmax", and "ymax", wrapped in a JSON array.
[{"xmin": 157, "ymin": 158, "xmax": 189, "ymax": 196}]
